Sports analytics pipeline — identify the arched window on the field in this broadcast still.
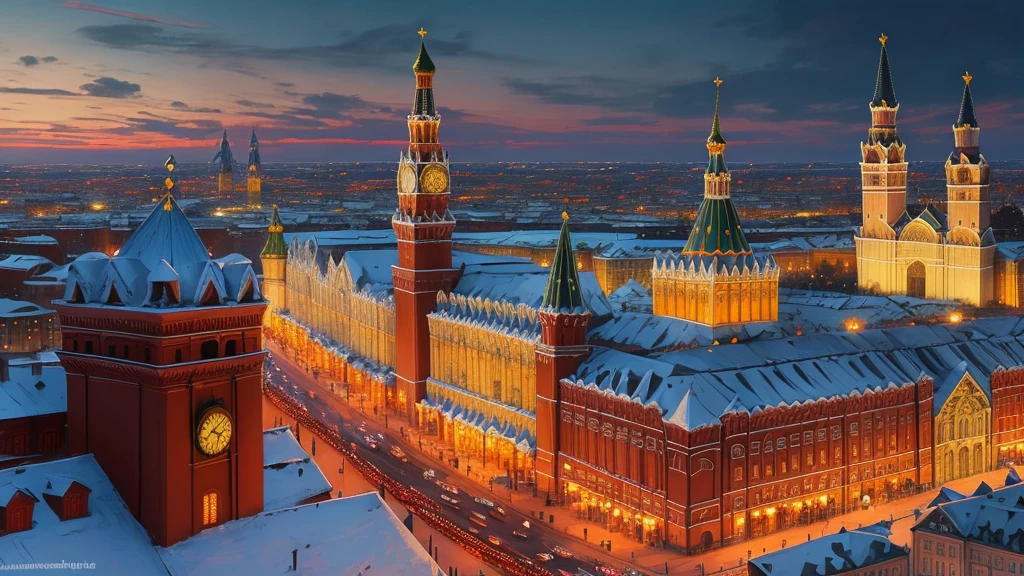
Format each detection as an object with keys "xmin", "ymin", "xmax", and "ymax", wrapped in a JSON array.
[
  {"xmin": 202, "ymin": 490, "xmax": 219, "ymax": 526},
  {"xmin": 698, "ymin": 458, "xmax": 714, "ymax": 471},
  {"xmin": 200, "ymin": 340, "xmax": 219, "ymax": 360},
  {"xmin": 731, "ymin": 445, "xmax": 744, "ymax": 459}
]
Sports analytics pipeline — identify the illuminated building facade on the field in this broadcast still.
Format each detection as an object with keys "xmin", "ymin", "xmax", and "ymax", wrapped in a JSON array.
[
  {"xmin": 213, "ymin": 130, "xmax": 234, "ymax": 195},
  {"xmin": 855, "ymin": 35, "xmax": 996, "ymax": 305},
  {"xmin": 247, "ymin": 128, "xmax": 262, "ymax": 208},
  {"xmin": 260, "ymin": 205, "xmax": 287, "ymax": 318},
  {"xmin": 652, "ymin": 79, "xmax": 779, "ymax": 331},
  {"xmin": 55, "ymin": 193, "xmax": 267, "ymax": 546}
]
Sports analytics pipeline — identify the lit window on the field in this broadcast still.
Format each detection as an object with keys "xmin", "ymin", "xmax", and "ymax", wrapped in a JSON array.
[{"xmin": 202, "ymin": 491, "xmax": 219, "ymax": 526}]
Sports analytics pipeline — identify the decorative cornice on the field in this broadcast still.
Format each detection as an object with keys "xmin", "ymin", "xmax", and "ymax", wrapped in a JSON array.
[
  {"xmin": 55, "ymin": 303, "xmax": 265, "ymax": 338},
  {"xmin": 56, "ymin": 350, "xmax": 266, "ymax": 387}
]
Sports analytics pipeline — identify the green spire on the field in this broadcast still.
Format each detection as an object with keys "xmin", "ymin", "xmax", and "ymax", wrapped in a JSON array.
[
  {"xmin": 870, "ymin": 34, "xmax": 898, "ymax": 107},
  {"xmin": 706, "ymin": 77, "xmax": 728, "ymax": 175},
  {"xmin": 413, "ymin": 28, "xmax": 436, "ymax": 74},
  {"xmin": 261, "ymin": 204, "xmax": 287, "ymax": 257},
  {"xmin": 542, "ymin": 213, "xmax": 586, "ymax": 312},
  {"xmin": 956, "ymin": 71, "xmax": 978, "ymax": 128}
]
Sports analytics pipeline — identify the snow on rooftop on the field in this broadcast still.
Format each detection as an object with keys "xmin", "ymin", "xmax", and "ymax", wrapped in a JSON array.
[
  {"xmin": 0, "ymin": 455, "xmax": 167, "ymax": 574},
  {"xmin": 61, "ymin": 197, "xmax": 262, "ymax": 310},
  {"xmin": 262, "ymin": 427, "xmax": 332, "ymax": 511},
  {"xmin": 160, "ymin": 492, "xmax": 440, "ymax": 576},
  {"xmin": 0, "ymin": 254, "xmax": 53, "ymax": 271},
  {"xmin": 751, "ymin": 525, "xmax": 906, "ymax": 575},
  {"xmin": 0, "ymin": 362, "xmax": 65, "ymax": 420},
  {"xmin": 0, "ymin": 298, "xmax": 51, "ymax": 316},
  {"xmin": 452, "ymin": 230, "xmax": 633, "ymax": 250},
  {"xmin": 13, "ymin": 235, "xmax": 58, "ymax": 245}
]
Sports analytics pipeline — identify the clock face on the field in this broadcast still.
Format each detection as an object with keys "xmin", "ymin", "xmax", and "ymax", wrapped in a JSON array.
[
  {"xmin": 420, "ymin": 163, "xmax": 449, "ymax": 194},
  {"xmin": 196, "ymin": 406, "xmax": 232, "ymax": 456},
  {"xmin": 398, "ymin": 164, "xmax": 417, "ymax": 194}
]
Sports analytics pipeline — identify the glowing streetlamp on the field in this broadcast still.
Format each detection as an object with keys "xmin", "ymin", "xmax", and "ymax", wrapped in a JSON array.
[
  {"xmin": 844, "ymin": 318, "xmax": 862, "ymax": 332},
  {"xmin": 949, "ymin": 312, "xmax": 962, "ymax": 324}
]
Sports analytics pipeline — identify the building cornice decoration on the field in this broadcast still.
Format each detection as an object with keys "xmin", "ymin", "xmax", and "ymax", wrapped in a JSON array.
[{"xmin": 56, "ymin": 351, "xmax": 266, "ymax": 386}]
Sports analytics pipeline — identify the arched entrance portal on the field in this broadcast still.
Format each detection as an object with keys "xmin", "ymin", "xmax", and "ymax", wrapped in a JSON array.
[{"xmin": 906, "ymin": 261, "xmax": 926, "ymax": 298}]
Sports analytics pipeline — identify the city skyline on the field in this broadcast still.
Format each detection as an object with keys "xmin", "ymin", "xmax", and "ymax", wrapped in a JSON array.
[{"xmin": 0, "ymin": 0, "xmax": 1023, "ymax": 164}]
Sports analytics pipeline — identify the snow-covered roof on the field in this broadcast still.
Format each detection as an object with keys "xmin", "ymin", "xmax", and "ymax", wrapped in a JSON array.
[
  {"xmin": 750, "ymin": 525, "xmax": 906, "ymax": 575},
  {"xmin": 932, "ymin": 360, "xmax": 991, "ymax": 415},
  {"xmin": 924, "ymin": 482, "xmax": 1024, "ymax": 552},
  {"xmin": 263, "ymin": 427, "xmax": 332, "ymax": 511},
  {"xmin": 454, "ymin": 261, "xmax": 612, "ymax": 319},
  {"xmin": 0, "ymin": 254, "xmax": 53, "ymax": 271},
  {"xmin": 0, "ymin": 361, "xmax": 65, "ymax": 420},
  {"xmin": 14, "ymin": 235, "xmax": 58, "ymax": 245},
  {"xmin": 452, "ymin": 230, "xmax": 633, "ymax": 250},
  {"xmin": 776, "ymin": 288, "xmax": 958, "ymax": 336},
  {"xmin": 61, "ymin": 196, "xmax": 262, "ymax": 309},
  {"xmin": 159, "ymin": 493, "xmax": 441, "ymax": 576},
  {"xmin": 0, "ymin": 455, "xmax": 167, "ymax": 573},
  {"xmin": 0, "ymin": 298, "xmax": 52, "ymax": 317},
  {"xmin": 571, "ymin": 317, "xmax": 1024, "ymax": 431}
]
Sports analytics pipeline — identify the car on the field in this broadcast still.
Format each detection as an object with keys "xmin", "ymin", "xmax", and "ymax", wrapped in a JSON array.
[
  {"xmin": 376, "ymin": 432, "xmax": 384, "ymax": 440},
  {"xmin": 595, "ymin": 566, "xmax": 622, "ymax": 576},
  {"xmin": 423, "ymin": 469, "xmax": 436, "ymax": 480},
  {"xmin": 469, "ymin": 516, "xmax": 487, "ymax": 528},
  {"xmin": 512, "ymin": 530, "xmax": 528, "ymax": 540},
  {"xmin": 488, "ymin": 507, "xmax": 507, "ymax": 521},
  {"xmin": 357, "ymin": 425, "xmax": 367, "ymax": 434},
  {"xmin": 474, "ymin": 497, "xmax": 494, "ymax": 508},
  {"xmin": 389, "ymin": 446, "xmax": 408, "ymax": 462},
  {"xmin": 535, "ymin": 553, "xmax": 553, "ymax": 563},
  {"xmin": 467, "ymin": 526, "xmax": 480, "ymax": 535},
  {"xmin": 487, "ymin": 535, "xmax": 501, "ymax": 547},
  {"xmin": 552, "ymin": 546, "xmax": 573, "ymax": 559},
  {"xmin": 437, "ymin": 481, "xmax": 459, "ymax": 495},
  {"xmin": 366, "ymin": 440, "xmax": 378, "ymax": 451}
]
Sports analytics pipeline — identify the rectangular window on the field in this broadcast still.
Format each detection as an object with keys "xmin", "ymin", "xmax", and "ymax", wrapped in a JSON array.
[
  {"xmin": 817, "ymin": 429, "xmax": 826, "ymax": 442},
  {"xmin": 734, "ymin": 467, "xmax": 743, "ymax": 483},
  {"xmin": 804, "ymin": 431, "xmax": 813, "ymax": 444},
  {"xmin": 832, "ymin": 425, "xmax": 841, "ymax": 440},
  {"xmin": 777, "ymin": 438, "xmax": 786, "ymax": 450},
  {"xmin": 936, "ymin": 542, "xmax": 944, "ymax": 557},
  {"xmin": 751, "ymin": 442, "xmax": 760, "ymax": 456},
  {"xmin": 790, "ymin": 433, "xmax": 800, "ymax": 447}
]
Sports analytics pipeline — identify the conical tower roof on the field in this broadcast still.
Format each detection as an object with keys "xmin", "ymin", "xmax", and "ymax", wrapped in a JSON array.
[
  {"xmin": 956, "ymin": 71, "xmax": 978, "ymax": 128},
  {"xmin": 261, "ymin": 205, "xmax": 287, "ymax": 257},
  {"xmin": 120, "ymin": 194, "xmax": 211, "ymax": 267},
  {"xmin": 249, "ymin": 127, "xmax": 259, "ymax": 146},
  {"xmin": 542, "ymin": 213, "xmax": 585, "ymax": 312},
  {"xmin": 413, "ymin": 29, "xmax": 435, "ymax": 74},
  {"xmin": 871, "ymin": 34, "xmax": 898, "ymax": 107}
]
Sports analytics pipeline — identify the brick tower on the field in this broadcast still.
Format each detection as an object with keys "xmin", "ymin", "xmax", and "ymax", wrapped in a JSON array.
[
  {"xmin": 535, "ymin": 213, "xmax": 591, "ymax": 497},
  {"xmin": 55, "ymin": 189, "xmax": 266, "ymax": 546},
  {"xmin": 391, "ymin": 28, "xmax": 458, "ymax": 420}
]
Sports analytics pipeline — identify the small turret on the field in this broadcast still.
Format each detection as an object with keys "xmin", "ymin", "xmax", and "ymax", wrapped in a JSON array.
[
  {"xmin": 706, "ymin": 77, "xmax": 728, "ymax": 177},
  {"xmin": 261, "ymin": 205, "xmax": 286, "ymax": 257},
  {"xmin": 412, "ymin": 27, "xmax": 436, "ymax": 117},
  {"xmin": 247, "ymin": 128, "xmax": 262, "ymax": 208},
  {"xmin": 213, "ymin": 130, "xmax": 234, "ymax": 194},
  {"xmin": 260, "ymin": 204, "xmax": 287, "ymax": 317}
]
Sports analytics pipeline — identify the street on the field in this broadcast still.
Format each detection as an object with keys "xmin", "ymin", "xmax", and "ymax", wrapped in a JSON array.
[{"xmin": 265, "ymin": 342, "xmax": 624, "ymax": 576}]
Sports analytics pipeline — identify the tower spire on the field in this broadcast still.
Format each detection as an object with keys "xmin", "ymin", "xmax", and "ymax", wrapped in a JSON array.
[
  {"xmin": 956, "ymin": 71, "xmax": 978, "ymax": 128},
  {"xmin": 261, "ymin": 204, "xmax": 286, "ymax": 257},
  {"xmin": 871, "ymin": 34, "xmax": 898, "ymax": 108},
  {"xmin": 542, "ymin": 213, "xmax": 586, "ymax": 312},
  {"xmin": 707, "ymin": 77, "xmax": 728, "ymax": 176}
]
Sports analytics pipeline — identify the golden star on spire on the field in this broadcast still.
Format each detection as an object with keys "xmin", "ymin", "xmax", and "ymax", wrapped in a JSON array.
[
  {"xmin": 418, "ymin": 27, "xmax": 427, "ymax": 39},
  {"xmin": 562, "ymin": 211, "xmax": 569, "ymax": 221},
  {"xmin": 963, "ymin": 71, "xmax": 972, "ymax": 85},
  {"xmin": 714, "ymin": 76, "xmax": 723, "ymax": 88},
  {"xmin": 879, "ymin": 33, "xmax": 888, "ymax": 46}
]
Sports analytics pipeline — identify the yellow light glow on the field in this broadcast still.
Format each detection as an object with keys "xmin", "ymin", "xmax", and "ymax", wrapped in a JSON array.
[
  {"xmin": 845, "ymin": 318, "xmax": 862, "ymax": 332},
  {"xmin": 90, "ymin": 203, "xmax": 106, "ymax": 211},
  {"xmin": 563, "ymin": 463, "xmax": 572, "ymax": 471},
  {"xmin": 765, "ymin": 507, "xmax": 776, "ymax": 517},
  {"xmin": 735, "ymin": 516, "xmax": 745, "ymax": 526},
  {"xmin": 613, "ymin": 508, "xmax": 621, "ymax": 518},
  {"xmin": 752, "ymin": 510, "xmax": 761, "ymax": 518},
  {"xmin": 213, "ymin": 210, "xmax": 226, "ymax": 217},
  {"xmin": 949, "ymin": 312, "xmax": 962, "ymax": 324},
  {"xmin": 819, "ymin": 496, "xmax": 828, "ymax": 505}
]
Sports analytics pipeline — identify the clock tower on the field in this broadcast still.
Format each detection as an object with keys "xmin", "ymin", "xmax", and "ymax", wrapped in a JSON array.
[
  {"xmin": 55, "ymin": 175, "xmax": 266, "ymax": 547},
  {"xmin": 392, "ymin": 28, "xmax": 458, "ymax": 421}
]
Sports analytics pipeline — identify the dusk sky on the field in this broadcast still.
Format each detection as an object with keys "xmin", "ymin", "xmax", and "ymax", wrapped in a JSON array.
[{"xmin": 1, "ymin": 0, "xmax": 1022, "ymax": 164}]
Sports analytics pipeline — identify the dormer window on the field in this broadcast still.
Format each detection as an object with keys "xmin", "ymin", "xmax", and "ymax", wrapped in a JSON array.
[
  {"xmin": 0, "ymin": 484, "xmax": 36, "ymax": 535},
  {"xmin": 149, "ymin": 281, "xmax": 180, "ymax": 305},
  {"xmin": 42, "ymin": 476, "xmax": 90, "ymax": 522}
]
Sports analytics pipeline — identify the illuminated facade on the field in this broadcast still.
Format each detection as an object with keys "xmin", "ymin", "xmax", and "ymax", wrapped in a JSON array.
[
  {"xmin": 260, "ymin": 205, "xmax": 287, "ymax": 318},
  {"xmin": 652, "ymin": 79, "xmax": 779, "ymax": 330},
  {"xmin": 855, "ymin": 35, "xmax": 996, "ymax": 305},
  {"xmin": 247, "ymin": 128, "xmax": 262, "ymax": 208}
]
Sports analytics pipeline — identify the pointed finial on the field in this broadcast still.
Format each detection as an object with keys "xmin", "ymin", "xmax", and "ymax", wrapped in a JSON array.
[
  {"xmin": 879, "ymin": 33, "xmax": 888, "ymax": 46},
  {"xmin": 418, "ymin": 27, "xmax": 427, "ymax": 39},
  {"xmin": 963, "ymin": 71, "xmax": 972, "ymax": 85},
  {"xmin": 163, "ymin": 196, "xmax": 172, "ymax": 211},
  {"xmin": 562, "ymin": 211, "xmax": 569, "ymax": 221},
  {"xmin": 714, "ymin": 76, "xmax": 723, "ymax": 88}
]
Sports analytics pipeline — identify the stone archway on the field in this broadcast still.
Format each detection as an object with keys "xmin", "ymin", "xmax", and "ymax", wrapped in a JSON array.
[{"xmin": 907, "ymin": 261, "xmax": 926, "ymax": 298}]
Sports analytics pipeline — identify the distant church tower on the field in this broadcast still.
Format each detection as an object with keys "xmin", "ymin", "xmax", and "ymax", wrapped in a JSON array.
[
  {"xmin": 247, "ymin": 128, "xmax": 262, "ymax": 208},
  {"xmin": 652, "ymin": 78, "xmax": 778, "ymax": 333},
  {"xmin": 213, "ymin": 129, "xmax": 234, "ymax": 195},
  {"xmin": 535, "ymin": 213, "xmax": 591, "ymax": 497},
  {"xmin": 260, "ymin": 204, "xmax": 287, "ymax": 320},
  {"xmin": 854, "ymin": 35, "xmax": 996, "ymax": 305},
  {"xmin": 391, "ymin": 28, "xmax": 458, "ymax": 420},
  {"xmin": 859, "ymin": 34, "xmax": 908, "ymax": 232}
]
